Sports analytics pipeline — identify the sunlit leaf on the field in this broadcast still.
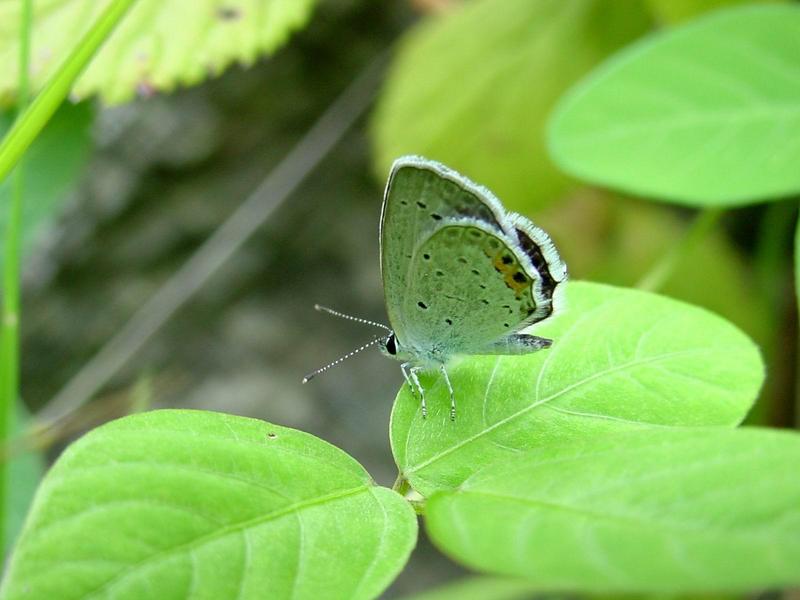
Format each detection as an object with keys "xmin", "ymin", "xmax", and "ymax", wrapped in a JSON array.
[
  {"xmin": 0, "ymin": 0, "xmax": 318, "ymax": 105},
  {"xmin": 371, "ymin": 0, "xmax": 652, "ymax": 211},
  {"xmin": 426, "ymin": 427, "xmax": 800, "ymax": 592},
  {"xmin": 549, "ymin": 5, "xmax": 800, "ymax": 206},
  {"xmin": 391, "ymin": 282, "xmax": 763, "ymax": 496},
  {"xmin": 1, "ymin": 410, "xmax": 417, "ymax": 600}
]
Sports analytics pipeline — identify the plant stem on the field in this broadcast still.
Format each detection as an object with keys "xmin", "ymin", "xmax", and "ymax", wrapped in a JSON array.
[
  {"xmin": 392, "ymin": 473, "xmax": 411, "ymax": 496},
  {"xmin": 636, "ymin": 207, "xmax": 724, "ymax": 292},
  {"xmin": 0, "ymin": 0, "xmax": 137, "ymax": 186},
  {"xmin": 0, "ymin": 0, "xmax": 33, "ymax": 554},
  {"xmin": 795, "ymin": 203, "xmax": 800, "ymax": 427}
]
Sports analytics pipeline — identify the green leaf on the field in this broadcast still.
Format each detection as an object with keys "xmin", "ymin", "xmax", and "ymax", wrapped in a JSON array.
[
  {"xmin": 371, "ymin": 0, "xmax": 652, "ymax": 212},
  {"xmin": 0, "ymin": 0, "xmax": 318, "ymax": 105},
  {"xmin": 0, "ymin": 101, "xmax": 92, "ymax": 265},
  {"xmin": 548, "ymin": 4, "xmax": 800, "ymax": 206},
  {"xmin": 426, "ymin": 427, "xmax": 800, "ymax": 592},
  {"xmin": 1, "ymin": 410, "xmax": 417, "ymax": 600},
  {"xmin": 4, "ymin": 404, "xmax": 45, "ymax": 558},
  {"xmin": 391, "ymin": 282, "xmax": 763, "ymax": 496},
  {"xmin": 646, "ymin": 0, "xmax": 782, "ymax": 25},
  {"xmin": 395, "ymin": 576, "xmax": 537, "ymax": 600}
]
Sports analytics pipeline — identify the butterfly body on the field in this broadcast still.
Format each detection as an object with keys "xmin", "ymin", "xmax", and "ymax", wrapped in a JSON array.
[{"xmin": 379, "ymin": 156, "xmax": 567, "ymax": 418}]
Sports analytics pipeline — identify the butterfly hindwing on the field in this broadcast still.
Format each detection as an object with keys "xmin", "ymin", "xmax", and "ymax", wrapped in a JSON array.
[{"xmin": 401, "ymin": 220, "xmax": 543, "ymax": 358}]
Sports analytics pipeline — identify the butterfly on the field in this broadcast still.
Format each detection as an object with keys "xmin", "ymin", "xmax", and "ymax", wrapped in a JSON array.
[{"xmin": 304, "ymin": 156, "xmax": 567, "ymax": 420}]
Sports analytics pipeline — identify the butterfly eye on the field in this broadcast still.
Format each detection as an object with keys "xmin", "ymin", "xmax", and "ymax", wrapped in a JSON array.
[{"xmin": 385, "ymin": 334, "xmax": 397, "ymax": 355}]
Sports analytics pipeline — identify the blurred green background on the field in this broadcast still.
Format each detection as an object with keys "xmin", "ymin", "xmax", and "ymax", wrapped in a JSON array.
[{"xmin": 2, "ymin": 0, "xmax": 798, "ymax": 596}]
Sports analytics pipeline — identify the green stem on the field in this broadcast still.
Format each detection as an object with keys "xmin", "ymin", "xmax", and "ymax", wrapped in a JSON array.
[
  {"xmin": 0, "ymin": 0, "xmax": 137, "ymax": 186},
  {"xmin": 1, "ymin": 0, "xmax": 33, "ymax": 555},
  {"xmin": 636, "ymin": 207, "xmax": 724, "ymax": 292},
  {"xmin": 794, "ymin": 204, "xmax": 800, "ymax": 427},
  {"xmin": 392, "ymin": 473, "xmax": 411, "ymax": 496}
]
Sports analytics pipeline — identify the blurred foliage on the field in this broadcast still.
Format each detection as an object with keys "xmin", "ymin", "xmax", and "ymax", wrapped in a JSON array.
[
  {"xmin": 537, "ymin": 193, "xmax": 769, "ymax": 346},
  {"xmin": 0, "ymin": 101, "xmax": 92, "ymax": 268},
  {"xmin": 0, "ymin": 0, "xmax": 319, "ymax": 105},
  {"xmin": 549, "ymin": 5, "xmax": 800, "ymax": 206},
  {"xmin": 646, "ymin": 0, "xmax": 781, "ymax": 24},
  {"xmin": 4, "ymin": 404, "xmax": 44, "ymax": 558},
  {"xmin": 371, "ymin": 0, "xmax": 652, "ymax": 212}
]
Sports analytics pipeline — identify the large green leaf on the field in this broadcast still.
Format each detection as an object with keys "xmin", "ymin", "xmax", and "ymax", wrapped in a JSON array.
[
  {"xmin": 426, "ymin": 427, "xmax": 800, "ymax": 592},
  {"xmin": 548, "ymin": 5, "xmax": 800, "ymax": 206},
  {"xmin": 371, "ymin": 0, "xmax": 652, "ymax": 211},
  {"xmin": 391, "ymin": 282, "xmax": 763, "ymax": 496},
  {"xmin": 0, "ymin": 101, "xmax": 92, "ymax": 265},
  {"xmin": 0, "ymin": 0, "xmax": 318, "ymax": 105},
  {"xmin": 1, "ymin": 410, "xmax": 417, "ymax": 600}
]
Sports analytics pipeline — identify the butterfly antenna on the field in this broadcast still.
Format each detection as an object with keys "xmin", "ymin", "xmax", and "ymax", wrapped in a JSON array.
[
  {"xmin": 314, "ymin": 304, "xmax": 391, "ymax": 332},
  {"xmin": 302, "ymin": 335, "xmax": 387, "ymax": 383}
]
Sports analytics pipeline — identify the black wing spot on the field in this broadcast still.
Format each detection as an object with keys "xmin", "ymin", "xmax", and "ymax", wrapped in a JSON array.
[
  {"xmin": 513, "ymin": 272, "xmax": 527, "ymax": 283},
  {"xmin": 503, "ymin": 323, "xmax": 510, "ymax": 328},
  {"xmin": 479, "ymin": 284, "xmax": 486, "ymax": 289},
  {"xmin": 417, "ymin": 201, "xmax": 427, "ymax": 209},
  {"xmin": 445, "ymin": 318, "xmax": 453, "ymax": 325},
  {"xmin": 471, "ymin": 268, "xmax": 480, "ymax": 276},
  {"xmin": 266, "ymin": 432, "xmax": 277, "ymax": 439},
  {"xmin": 217, "ymin": 6, "xmax": 242, "ymax": 20},
  {"xmin": 481, "ymin": 299, "xmax": 489, "ymax": 305},
  {"xmin": 423, "ymin": 253, "xmax": 431, "ymax": 260},
  {"xmin": 400, "ymin": 200, "xmax": 408, "ymax": 205},
  {"xmin": 431, "ymin": 213, "xmax": 443, "ymax": 220},
  {"xmin": 418, "ymin": 301, "xmax": 428, "ymax": 309},
  {"xmin": 435, "ymin": 270, "xmax": 444, "ymax": 277},
  {"xmin": 488, "ymin": 239, "xmax": 500, "ymax": 249},
  {"xmin": 502, "ymin": 255, "xmax": 513, "ymax": 265},
  {"xmin": 458, "ymin": 257, "xmax": 468, "ymax": 264},
  {"xmin": 469, "ymin": 229, "xmax": 482, "ymax": 238}
]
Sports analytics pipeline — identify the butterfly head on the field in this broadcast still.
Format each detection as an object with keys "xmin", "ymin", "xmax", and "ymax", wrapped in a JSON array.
[{"xmin": 378, "ymin": 332, "xmax": 412, "ymax": 362}]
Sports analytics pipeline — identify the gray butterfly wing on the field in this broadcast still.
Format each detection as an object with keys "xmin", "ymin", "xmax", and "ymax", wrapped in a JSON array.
[
  {"xmin": 401, "ymin": 220, "xmax": 549, "ymax": 360},
  {"xmin": 380, "ymin": 156, "xmax": 567, "ymax": 359}
]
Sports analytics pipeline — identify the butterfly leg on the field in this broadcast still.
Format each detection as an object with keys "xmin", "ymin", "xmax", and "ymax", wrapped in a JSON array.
[
  {"xmin": 439, "ymin": 365, "xmax": 456, "ymax": 421},
  {"xmin": 401, "ymin": 362, "xmax": 427, "ymax": 419}
]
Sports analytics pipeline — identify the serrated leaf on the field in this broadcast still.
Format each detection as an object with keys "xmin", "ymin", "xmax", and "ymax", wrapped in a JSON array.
[
  {"xmin": 425, "ymin": 427, "xmax": 800, "ymax": 592},
  {"xmin": 391, "ymin": 282, "xmax": 763, "ymax": 497},
  {"xmin": 0, "ymin": 101, "xmax": 92, "ymax": 266},
  {"xmin": 548, "ymin": 5, "xmax": 800, "ymax": 206},
  {"xmin": 0, "ymin": 0, "xmax": 318, "ymax": 105},
  {"xmin": 371, "ymin": 0, "xmax": 652, "ymax": 212},
  {"xmin": 1, "ymin": 410, "xmax": 417, "ymax": 600}
]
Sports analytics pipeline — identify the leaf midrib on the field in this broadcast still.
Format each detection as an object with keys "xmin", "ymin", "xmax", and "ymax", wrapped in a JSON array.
[
  {"xmin": 78, "ymin": 484, "xmax": 370, "ymax": 600},
  {"xmin": 404, "ymin": 348, "xmax": 705, "ymax": 475}
]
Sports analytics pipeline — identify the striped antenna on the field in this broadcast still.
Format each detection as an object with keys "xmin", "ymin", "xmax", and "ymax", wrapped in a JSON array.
[
  {"xmin": 314, "ymin": 304, "xmax": 391, "ymax": 331},
  {"xmin": 302, "ymin": 336, "xmax": 388, "ymax": 383}
]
